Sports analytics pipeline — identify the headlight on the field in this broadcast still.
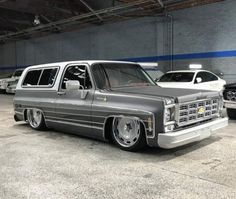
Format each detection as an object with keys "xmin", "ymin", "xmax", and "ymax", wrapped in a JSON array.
[{"xmin": 165, "ymin": 108, "xmax": 171, "ymax": 122}]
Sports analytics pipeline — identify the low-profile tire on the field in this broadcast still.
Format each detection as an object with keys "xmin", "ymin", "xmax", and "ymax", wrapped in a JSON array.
[
  {"xmin": 111, "ymin": 117, "xmax": 146, "ymax": 151},
  {"xmin": 227, "ymin": 108, "xmax": 236, "ymax": 119},
  {"xmin": 26, "ymin": 109, "xmax": 47, "ymax": 130}
]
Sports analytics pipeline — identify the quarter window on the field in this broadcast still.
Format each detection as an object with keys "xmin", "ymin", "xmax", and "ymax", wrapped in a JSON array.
[
  {"xmin": 61, "ymin": 65, "xmax": 92, "ymax": 89},
  {"xmin": 39, "ymin": 68, "xmax": 58, "ymax": 86},
  {"xmin": 22, "ymin": 67, "xmax": 58, "ymax": 87},
  {"xmin": 23, "ymin": 70, "xmax": 42, "ymax": 86}
]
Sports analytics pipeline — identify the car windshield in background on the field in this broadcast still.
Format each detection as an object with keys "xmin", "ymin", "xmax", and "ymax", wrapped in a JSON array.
[
  {"xmin": 159, "ymin": 72, "xmax": 194, "ymax": 82},
  {"xmin": 13, "ymin": 70, "xmax": 23, "ymax": 77},
  {"xmin": 92, "ymin": 63, "xmax": 156, "ymax": 89}
]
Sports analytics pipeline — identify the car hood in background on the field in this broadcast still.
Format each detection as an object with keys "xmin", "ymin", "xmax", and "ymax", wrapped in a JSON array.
[
  {"xmin": 112, "ymin": 86, "xmax": 219, "ymax": 103},
  {"xmin": 156, "ymin": 82, "xmax": 194, "ymax": 89}
]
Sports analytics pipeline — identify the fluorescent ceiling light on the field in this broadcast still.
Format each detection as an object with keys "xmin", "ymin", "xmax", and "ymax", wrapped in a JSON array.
[
  {"xmin": 138, "ymin": 62, "xmax": 158, "ymax": 67},
  {"xmin": 189, "ymin": 64, "xmax": 202, "ymax": 69}
]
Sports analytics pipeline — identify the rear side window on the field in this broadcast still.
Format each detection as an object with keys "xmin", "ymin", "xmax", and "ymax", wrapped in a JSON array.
[
  {"xmin": 39, "ymin": 68, "xmax": 58, "ymax": 86},
  {"xmin": 23, "ymin": 70, "xmax": 42, "ymax": 86},
  {"xmin": 23, "ymin": 67, "xmax": 58, "ymax": 87}
]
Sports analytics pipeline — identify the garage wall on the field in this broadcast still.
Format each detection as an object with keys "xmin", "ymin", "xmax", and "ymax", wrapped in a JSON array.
[{"xmin": 0, "ymin": 0, "xmax": 236, "ymax": 82}]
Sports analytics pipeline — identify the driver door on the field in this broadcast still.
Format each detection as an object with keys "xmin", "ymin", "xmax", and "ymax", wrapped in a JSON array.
[{"xmin": 52, "ymin": 64, "xmax": 95, "ymax": 136}]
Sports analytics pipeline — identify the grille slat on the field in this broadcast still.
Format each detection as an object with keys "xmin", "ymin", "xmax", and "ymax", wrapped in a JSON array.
[{"xmin": 178, "ymin": 99, "xmax": 219, "ymax": 126}]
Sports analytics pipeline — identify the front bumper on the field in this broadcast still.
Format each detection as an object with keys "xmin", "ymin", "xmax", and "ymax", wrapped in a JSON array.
[
  {"xmin": 224, "ymin": 100, "xmax": 236, "ymax": 109},
  {"xmin": 6, "ymin": 87, "xmax": 16, "ymax": 94},
  {"xmin": 158, "ymin": 117, "xmax": 228, "ymax": 149},
  {"xmin": 0, "ymin": 84, "xmax": 7, "ymax": 90}
]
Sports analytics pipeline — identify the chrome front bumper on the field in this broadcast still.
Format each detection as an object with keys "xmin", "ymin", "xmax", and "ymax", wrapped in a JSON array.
[
  {"xmin": 224, "ymin": 100, "xmax": 236, "ymax": 109},
  {"xmin": 158, "ymin": 117, "xmax": 228, "ymax": 149},
  {"xmin": 6, "ymin": 87, "xmax": 16, "ymax": 94}
]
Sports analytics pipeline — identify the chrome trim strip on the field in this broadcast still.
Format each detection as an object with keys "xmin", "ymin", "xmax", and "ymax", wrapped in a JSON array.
[
  {"xmin": 46, "ymin": 119, "xmax": 103, "ymax": 130},
  {"xmin": 45, "ymin": 116, "xmax": 104, "ymax": 125},
  {"xmin": 44, "ymin": 110, "xmax": 105, "ymax": 118}
]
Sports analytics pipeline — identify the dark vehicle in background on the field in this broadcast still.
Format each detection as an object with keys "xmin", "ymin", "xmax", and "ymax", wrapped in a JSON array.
[{"xmin": 223, "ymin": 83, "xmax": 236, "ymax": 119}]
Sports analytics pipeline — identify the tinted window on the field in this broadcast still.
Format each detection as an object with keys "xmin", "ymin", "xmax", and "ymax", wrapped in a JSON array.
[
  {"xmin": 39, "ymin": 68, "xmax": 58, "ymax": 86},
  {"xmin": 159, "ymin": 72, "xmax": 194, "ymax": 82},
  {"xmin": 195, "ymin": 72, "xmax": 218, "ymax": 83},
  {"xmin": 92, "ymin": 63, "xmax": 155, "ymax": 89},
  {"xmin": 23, "ymin": 70, "xmax": 42, "ymax": 86},
  {"xmin": 92, "ymin": 64, "xmax": 107, "ymax": 89},
  {"xmin": 62, "ymin": 65, "xmax": 92, "ymax": 89},
  {"xmin": 13, "ymin": 70, "xmax": 23, "ymax": 77}
]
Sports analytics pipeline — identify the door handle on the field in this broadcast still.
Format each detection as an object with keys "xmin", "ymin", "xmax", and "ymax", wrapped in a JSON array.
[{"xmin": 57, "ymin": 91, "xmax": 66, "ymax": 96}]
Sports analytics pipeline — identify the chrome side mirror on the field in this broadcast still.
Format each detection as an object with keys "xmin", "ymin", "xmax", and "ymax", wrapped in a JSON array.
[
  {"xmin": 66, "ymin": 80, "xmax": 88, "ymax": 99},
  {"xmin": 66, "ymin": 80, "xmax": 81, "ymax": 91}
]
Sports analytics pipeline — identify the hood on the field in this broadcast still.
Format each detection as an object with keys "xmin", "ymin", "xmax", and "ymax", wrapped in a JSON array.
[
  {"xmin": 112, "ymin": 86, "xmax": 219, "ymax": 103},
  {"xmin": 0, "ymin": 77, "xmax": 19, "ymax": 83},
  {"xmin": 224, "ymin": 83, "xmax": 236, "ymax": 89},
  {"xmin": 0, "ymin": 77, "xmax": 12, "ymax": 83}
]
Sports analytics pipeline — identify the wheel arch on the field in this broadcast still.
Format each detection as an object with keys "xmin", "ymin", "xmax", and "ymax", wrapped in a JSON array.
[{"xmin": 103, "ymin": 115, "xmax": 147, "ymax": 141}]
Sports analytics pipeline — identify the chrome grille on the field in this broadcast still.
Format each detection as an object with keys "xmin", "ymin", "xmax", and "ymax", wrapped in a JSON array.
[{"xmin": 178, "ymin": 99, "xmax": 219, "ymax": 127}]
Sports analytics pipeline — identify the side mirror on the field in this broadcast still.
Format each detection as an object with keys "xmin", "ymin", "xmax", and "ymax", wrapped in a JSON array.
[
  {"xmin": 196, "ymin": 77, "xmax": 202, "ymax": 83},
  {"xmin": 66, "ymin": 80, "xmax": 81, "ymax": 91},
  {"xmin": 65, "ymin": 80, "xmax": 88, "ymax": 99}
]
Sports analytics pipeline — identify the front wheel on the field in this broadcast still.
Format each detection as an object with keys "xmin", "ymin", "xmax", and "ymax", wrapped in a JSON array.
[
  {"xmin": 112, "ymin": 117, "xmax": 146, "ymax": 151},
  {"xmin": 227, "ymin": 108, "xmax": 236, "ymax": 119},
  {"xmin": 27, "ymin": 109, "xmax": 47, "ymax": 130}
]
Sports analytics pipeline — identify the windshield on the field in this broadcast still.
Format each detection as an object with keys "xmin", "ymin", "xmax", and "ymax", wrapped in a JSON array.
[
  {"xmin": 159, "ymin": 72, "xmax": 194, "ymax": 82},
  {"xmin": 13, "ymin": 70, "xmax": 23, "ymax": 77},
  {"xmin": 92, "ymin": 63, "xmax": 156, "ymax": 89}
]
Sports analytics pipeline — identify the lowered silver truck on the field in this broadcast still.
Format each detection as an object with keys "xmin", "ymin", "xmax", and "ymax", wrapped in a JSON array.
[{"xmin": 14, "ymin": 61, "xmax": 228, "ymax": 151}]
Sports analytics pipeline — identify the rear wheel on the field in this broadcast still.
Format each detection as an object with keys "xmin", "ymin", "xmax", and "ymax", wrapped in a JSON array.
[
  {"xmin": 26, "ymin": 109, "xmax": 46, "ymax": 130},
  {"xmin": 227, "ymin": 108, "xmax": 236, "ymax": 119},
  {"xmin": 112, "ymin": 117, "xmax": 146, "ymax": 151}
]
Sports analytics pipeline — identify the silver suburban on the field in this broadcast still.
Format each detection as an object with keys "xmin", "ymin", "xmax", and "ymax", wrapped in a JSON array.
[{"xmin": 14, "ymin": 61, "xmax": 228, "ymax": 151}]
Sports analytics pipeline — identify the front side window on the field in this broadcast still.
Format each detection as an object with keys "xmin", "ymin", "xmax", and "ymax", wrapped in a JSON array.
[
  {"xmin": 62, "ymin": 65, "xmax": 92, "ymax": 89},
  {"xmin": 159, "ymin": 72, "xmax": 194, "ymax": 82},
  {"xmin": 92, "ymin": 63, "xmax": 155, "ymax": 89},
  {"xmin": 195, "ymin": 72, "xmax": 218, "ymax": 83}
]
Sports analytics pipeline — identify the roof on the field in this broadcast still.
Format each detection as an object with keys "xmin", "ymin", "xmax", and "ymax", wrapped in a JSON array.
[
  {"xmin": 26, "ymin": 60, "xmax": 137, "ymax": 69},
  {"xmin": 166, "ymin": 70, "xmax": 208, "ymax": 73}
]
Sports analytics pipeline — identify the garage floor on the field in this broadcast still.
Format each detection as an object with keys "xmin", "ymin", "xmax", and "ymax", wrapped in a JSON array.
[{"xmin": 0, "ymin": 94, "xmax": 236, "ymax": 199}]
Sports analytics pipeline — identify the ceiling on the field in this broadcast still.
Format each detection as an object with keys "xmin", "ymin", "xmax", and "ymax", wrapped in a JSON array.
[{"xmin": 0, "ymin": 0, "xmax": 224, "ymax": 43}]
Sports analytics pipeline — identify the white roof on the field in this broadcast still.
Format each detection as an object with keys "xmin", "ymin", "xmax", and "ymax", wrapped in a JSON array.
[
  {"xmin": 166, "ymin": 70, "xmax": 209, "ymax": 74},
  {"xmin": 26, "ymin": 60, "xmax": 136, "ymax": 70}
]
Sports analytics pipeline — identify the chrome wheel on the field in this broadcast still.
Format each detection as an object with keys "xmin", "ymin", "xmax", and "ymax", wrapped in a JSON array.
[
  {"xmin": 27, "ymin": 109, "xmax": 43, "ymax": 129},
  {"xmin": 113, "ymin": 117, "xmax": 140, "ymax": 148}
]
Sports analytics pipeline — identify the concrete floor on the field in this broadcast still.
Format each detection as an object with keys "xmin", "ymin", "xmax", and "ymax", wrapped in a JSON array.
[{"xmin": 0, "ymin": 94, "xmax": 236, "ymax": 199}]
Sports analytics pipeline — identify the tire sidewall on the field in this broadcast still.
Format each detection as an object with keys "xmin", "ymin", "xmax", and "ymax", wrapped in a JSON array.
[
  {"xmin": 27, "ymin": 109, "xmax": 46, "ymax": 130},
  {"xmin": 111, "ymin": 117, "xmax": 146, "ymax": 151}
]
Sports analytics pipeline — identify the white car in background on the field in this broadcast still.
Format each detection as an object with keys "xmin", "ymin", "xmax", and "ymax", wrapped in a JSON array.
[
  {"xmin": 0, "ymin": 69, "xmax": 24, "ymax": 93},
  {"xmin": 156, "ymin": 70, "xmax": 226, "ymax": 91}
]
